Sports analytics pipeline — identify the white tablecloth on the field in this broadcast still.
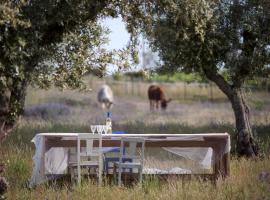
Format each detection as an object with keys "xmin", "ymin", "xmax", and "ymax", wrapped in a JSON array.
[
  {"xmin": 29, "ymin": 134, "xmax": 117, "ymax": 187},
  {"xmin": 29, "ymin": 133, "xmax": 230, "ymax": 187}
]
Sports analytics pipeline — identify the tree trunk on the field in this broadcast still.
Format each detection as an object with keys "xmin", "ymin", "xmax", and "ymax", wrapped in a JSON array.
[
  {"xmin": 0, "ymin": 78, "xmax": 28, "ymax": 142},
  {"xmin": 0, "ymin": 87, "xmax": 11, "ymax": 142},
  {"xmin": 202, "ymin": 70, "xmax": 259, "ymax": 157},
  {"xmin": 229, "ymin": 89, "xmax": 259, "ymax": 157}
]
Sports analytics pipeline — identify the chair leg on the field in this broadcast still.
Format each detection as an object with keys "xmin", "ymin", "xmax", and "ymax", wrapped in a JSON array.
[
  {"xmin": 70, "ymin": 167, "xmax": 74, "ymax": 183},
  {"xmin": 139, "ymin": 167, "xmax": 143, "ymax": 185},
  {"xmin": 113, "ymin": 164, "xmax": 117, "ymax": 185},
  {"xmin": 104, "ymin": 158, "xmax": 109, "ymax": 175},
  {"xmin": 118, "ymin": 166, "xmax": 122, "ymax": 186},
  {"xmin": 98, "ymin": 167, "xmax": 102, "ymax": 186},
  {"xmin": 99, "ymin": 154, "xmax": 103, "ymax": 186},
  {"xmin": 77, "ymin": 166, "xmax": 81, "ymax": 185}
]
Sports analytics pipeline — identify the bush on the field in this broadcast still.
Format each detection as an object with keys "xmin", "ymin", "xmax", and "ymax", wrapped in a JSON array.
[
  {"xmin": 23, "ymin": 103, "xmax": 70, "ymax": 119},
  {"xmin": 149, "ymin": 72, "xmax": 207, "ymax": 83},
  {"xmin": 112, "ymin": 72, "xmax": 123, "ymax": 81}
]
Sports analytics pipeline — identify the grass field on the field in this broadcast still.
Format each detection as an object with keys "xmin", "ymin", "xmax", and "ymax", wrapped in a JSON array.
[{"xmin": 1, "ymin": 79, "xmax": 270, "ymax": 199}]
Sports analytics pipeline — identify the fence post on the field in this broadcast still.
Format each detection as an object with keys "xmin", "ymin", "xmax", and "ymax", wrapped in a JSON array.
[
  {"xmin": 131, "ymin": 78, "xmax": 135, "ymax": 96},
  {"xmin": 210, "ymin": 83, "xmax": 213, "ymax": 102},
  {"xmin": 183, "ymin": 82, "xmax": 187, "ymax": 101},
  {"xmin": 125, "ymin": 80, "xmax": 128, "ymax": 95}
]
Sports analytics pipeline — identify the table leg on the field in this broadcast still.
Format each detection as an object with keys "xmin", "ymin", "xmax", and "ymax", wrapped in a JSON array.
[
  {"xmin": 213, "ymin": 147, "xmax": 220, "ymax": 181},
  {"xmin": 40, "ymin": 136, "xmax": 46, "ymax": 181},
  {"xmin": 222, "ymin": 152, "xmax": 230, "ymax": 177},
  {"xmin": 98, "ymin": 136, "xmax": 103, "ymax": 186},
  {"xmin": 213, "ymin": 145, "xmax": 230, "ymax": 180}
]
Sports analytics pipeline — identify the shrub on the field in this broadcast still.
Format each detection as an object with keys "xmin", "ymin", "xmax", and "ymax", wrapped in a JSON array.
[{"xmin": 23, "ymin": 103, "xmax": 70, "ymax": 119}]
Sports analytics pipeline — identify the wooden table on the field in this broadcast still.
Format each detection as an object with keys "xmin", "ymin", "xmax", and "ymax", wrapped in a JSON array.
[{"xmin": 37, "ymin": 133, "xmax": 230, "ymax": 181}]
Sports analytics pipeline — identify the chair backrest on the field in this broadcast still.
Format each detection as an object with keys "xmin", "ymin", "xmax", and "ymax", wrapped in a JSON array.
[
  {"xmin": 75, "ymin": 133, "xmax": 103, "ymax": 186},
  {"xmin": 77, "ymin": 133, "xmax": 102, "ymax": 158},
  {"xmin": 119, "ymin": 137, "xmax": 145, "ymax": 164}
]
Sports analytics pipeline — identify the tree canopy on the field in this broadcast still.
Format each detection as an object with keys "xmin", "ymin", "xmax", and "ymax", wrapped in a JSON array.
[
  {"xmin": 0, "ymin": 0, "xmax": 132, "ymax": 140},
  {"xmin": 122, "ymin": 0, "xmax": 270, "ymax": 156},
  {"xmin": 125, "ymin": 0, "xmax": 270, "ymax": 80}
]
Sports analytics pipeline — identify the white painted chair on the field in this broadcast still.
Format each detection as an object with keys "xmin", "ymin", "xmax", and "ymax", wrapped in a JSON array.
[
  {"xmin": 68, "ymin": 133, "xmax": 103, "ymax": 185},
  {"xmin": 113, "ymin": 137, "xmax": 145, "ymax": 186}
]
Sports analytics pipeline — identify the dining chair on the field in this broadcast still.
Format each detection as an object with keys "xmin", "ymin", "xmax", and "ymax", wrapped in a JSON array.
[
  {"xmin": 113, "ymin": 137, "xmax": 145, "ymax": 186},
  {"xmin": 103, "ymin": 131, "xmax": 133, "ymax": 174},
  {"xmin": 68, "ymin": 133, "xmax": 103, "ymax": 185},
  {"xmin": 104, "ymin": 148, "xmax": 133, "ymax": 174}
]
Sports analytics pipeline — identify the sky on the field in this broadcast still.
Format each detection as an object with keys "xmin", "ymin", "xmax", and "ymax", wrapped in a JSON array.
[
  {"xmin": 101, "ymin": 17, "xmax": 130, "ymax": 73},
  {"xmin": 101, "ymin": 17, "xmax": 130, "ymax": 51},
  {"xmin": 101, "ymin": 17, "xmax": 159, "ymax": 74}
]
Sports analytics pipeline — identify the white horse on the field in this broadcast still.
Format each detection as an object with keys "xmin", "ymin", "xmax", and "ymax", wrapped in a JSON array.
[{"xmin": 97, "ymin": 84, "xmax": 114, "ymax": 110}]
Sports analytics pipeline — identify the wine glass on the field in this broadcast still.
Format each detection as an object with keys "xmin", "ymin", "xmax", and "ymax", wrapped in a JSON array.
[
  {"xmin": 90, "ymin": 125, "xmax": 96, "ymax": 134},
  {"xmin": 97, "ymin": 125, "xmax": 103, "ymax": 134},
  {"xmin": 102, "ymin": 125, "xmax": 108, "ymax": 134}
]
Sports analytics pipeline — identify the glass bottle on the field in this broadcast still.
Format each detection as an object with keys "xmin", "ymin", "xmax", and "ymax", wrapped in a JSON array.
[{"xmin": 105, "ymin": 112, "xmax": 112, "ymax": 134}]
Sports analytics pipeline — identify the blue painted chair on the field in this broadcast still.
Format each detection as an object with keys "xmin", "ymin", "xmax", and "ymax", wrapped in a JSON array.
[
  {"xmin": 104, "ymin": 131, "xmax": 132, "ymax": 174},
  {"xmin": 113, "ymin": 137, "xmax": 145, "ymax": 186}
]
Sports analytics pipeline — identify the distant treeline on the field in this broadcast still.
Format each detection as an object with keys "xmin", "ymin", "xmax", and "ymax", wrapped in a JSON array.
[{"xmin": 111, "ymin": 71, "xmax": 270, "ymax": 91}]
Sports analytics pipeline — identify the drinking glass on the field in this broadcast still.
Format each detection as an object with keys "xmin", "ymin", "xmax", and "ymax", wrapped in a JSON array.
[
  {"xmin": 90, "ymin": 125, "xmax": 96, "ymax": 134},
  {"xmin": 97, "ymin": 125, "xmax": 103, "ymax": 134},
  {"xmin": 102, "ymin": 125, "xmax": 108, "ymax": 134}
]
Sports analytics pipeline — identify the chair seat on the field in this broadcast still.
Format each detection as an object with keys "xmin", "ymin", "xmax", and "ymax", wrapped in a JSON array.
[
  {"xmin": 114, "ymin": 162, "xmax": 142, "ymax": 168},
  {"xmin": 69, "ymin": 161, "xmax": 99, "ymax": 167}
]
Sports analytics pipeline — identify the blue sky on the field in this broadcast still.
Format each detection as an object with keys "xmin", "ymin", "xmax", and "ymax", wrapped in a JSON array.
[
  {"xmin": 102, "ymin": 17, "xmax": 130, "ymax": 50},
  {"xmin": 101, "ymin": 17, "xmax": 159, "ymax": 73},
  {"xmin": 101, "ymin": 17, "xmax": 130, "ymax": 73}
]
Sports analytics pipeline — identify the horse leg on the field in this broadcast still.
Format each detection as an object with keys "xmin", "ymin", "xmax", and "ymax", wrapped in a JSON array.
[
  {"xmin": 149, "ymin": 100, "xmax": 153, "ymax": 111},
  {"xmin": 156, "ymin": 101, "xmax": 159, "ymax": 110}
]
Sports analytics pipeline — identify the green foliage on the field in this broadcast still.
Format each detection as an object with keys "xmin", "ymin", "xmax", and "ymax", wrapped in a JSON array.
[
  {"xmin": 123, "ymin": 0, "xmax": 270, "ymax": 86},
  {"xmin": 246, "ymin": 78, "xmax": 270, "ymax": 91},
  {"xmin": 149, "ymin": 72, "xmax": 207, "ymax": 83},
  {"xmin": 112, "ymin": 71, "xmax": 123, "ymax": 81},
  {"xmin": 0, "ymin": 1, "xmax": 124, "ymax": 90},
  {"xmin": 0, "ymin": 1, "xmax": 137, "ymax": 133},
  {"xmin": 124, "ymin": 70, "xmax": 150, "ymax": 80},
  {"xmin": 121, "ymin": 0, "xmax": 270, "ymax": 156}
]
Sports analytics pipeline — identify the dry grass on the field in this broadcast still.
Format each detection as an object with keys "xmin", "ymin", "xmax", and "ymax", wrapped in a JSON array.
[
  {"xmin": 24, "ymin": 79, "xmax": 270, "ymax": 126},
  {"xmin": 1, "ymin": 123, "xmax": 270, "ymax": 199},
  {"xmin": 2, "ymin": 147, "xmax": 270, "ymax": 200},
  {"xmin": 1, "ymin": 79, "xmax": 270, "ymax": 199}
]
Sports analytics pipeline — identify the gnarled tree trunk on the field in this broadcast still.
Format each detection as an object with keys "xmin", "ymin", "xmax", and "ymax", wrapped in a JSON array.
[
  {"xmin": 204, "ymin": 70, "xmax": 259, "ymax": 157},
  {"xmin": 229, "ymin": 89, "xmax": 258, "ymax": 157},
  {"xmin": 0, "ymin": 87, "xmax": 11, "ymax": 142},
  {"xmin": 0, "ymin": 78, "xmax": 28, "ymax": 142}
]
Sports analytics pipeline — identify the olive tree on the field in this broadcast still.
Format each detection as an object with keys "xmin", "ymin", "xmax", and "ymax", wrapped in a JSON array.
[
  {"xmin": 122, "ymin": 0, "xmax": 270, "ymax": 157},
  {"xmin": 0, "ymin": 0, "xmax": 129, "ymax": 141}
]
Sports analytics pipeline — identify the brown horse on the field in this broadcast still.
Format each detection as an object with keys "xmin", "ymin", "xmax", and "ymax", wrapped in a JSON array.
[{"xmin": 148, "ymin": 85, "xmax": 171, "ymax": 111}]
